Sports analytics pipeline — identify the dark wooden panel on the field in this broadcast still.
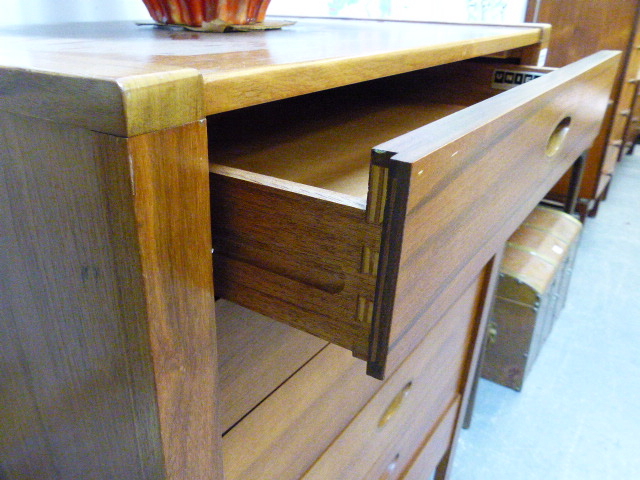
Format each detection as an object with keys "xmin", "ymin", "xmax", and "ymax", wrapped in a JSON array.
[
  {"xmin": 0, "ymin": 112, "xmax": 164, "ymax": 479},
  {"xmin": 128, "ymin": 121, "xmax": 222, "ymax": 480},
  {"xmin": 0, "ymin": 114, "xmax": 221, "ymax": 480},
  {"xmin": 528, "ymin": 0, "xmax": 637, "ymax": 68}
]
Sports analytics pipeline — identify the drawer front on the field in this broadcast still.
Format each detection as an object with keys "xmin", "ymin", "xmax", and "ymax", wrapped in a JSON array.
[
  {"xmin": 398, "ymin": 397, "xmax": 460, "ymax": 480},
  {"xmin": 301, "ymin": 279, "xmax": 478, "ymax": 480},
  {"xmin": 367, "ymin": 50, "xmax": 620, "ymax": 376}
]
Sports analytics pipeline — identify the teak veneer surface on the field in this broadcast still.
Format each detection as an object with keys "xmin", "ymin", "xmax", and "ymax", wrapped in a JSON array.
[
  {"xmin": 221, "ymin": 275, "xmax": 482, "ymax": 480},
  {"xmin": 208, "ymin": 83, "xmax": 466, "ymax": 198},
  {"xmin": 207, "ymin": 51, "xmax": 619, "ymax": 378},
  {"xmin": 0, "ymin": 16, "xmax": 611, "ymax": 480},
  {"xmin": 368, "ymin": 50, "xmax": 619, "ymax": 376},
  {"xmin": 0, "ymin": 114, "xmax": 221, "ymax": 479},
  {"xmin": 301, "ymin": 277, "xmax": 481, "ymax": 480},
  {"xmin": 0, "ymin": 19, "xmax": 545, "ymax": 135},
  {"xmin": 216, "ymin": 299, "xmax": 327, "ymax": 433}
]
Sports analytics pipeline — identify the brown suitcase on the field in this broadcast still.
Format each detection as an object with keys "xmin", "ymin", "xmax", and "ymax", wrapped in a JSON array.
[{"xmin": 481, "ymin": 206, "xmax": 582, "ymax": 391}]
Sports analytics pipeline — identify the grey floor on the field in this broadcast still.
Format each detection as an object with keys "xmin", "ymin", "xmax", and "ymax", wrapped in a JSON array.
[{"xmin": 450, "ymin": 153, "xmax": 640, "ymax": 480}]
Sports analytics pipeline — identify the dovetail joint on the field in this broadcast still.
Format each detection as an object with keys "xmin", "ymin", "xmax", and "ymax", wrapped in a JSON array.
[
  {"xmin": 357, "ymin": 296, "xmax": 374, "ymax": 324},
  {"xmin": 361, "ymin": 245, "xmax": 380, "ymax": 276},
  {"xmin": 366, "ymin": 164, "xmax": 389, "ymax": 225}
]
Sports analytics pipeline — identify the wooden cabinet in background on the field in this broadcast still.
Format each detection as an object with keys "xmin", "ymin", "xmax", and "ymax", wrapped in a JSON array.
[{"xmin": 527, "ymin": 0, "xmax": 640, "ymax": 217}]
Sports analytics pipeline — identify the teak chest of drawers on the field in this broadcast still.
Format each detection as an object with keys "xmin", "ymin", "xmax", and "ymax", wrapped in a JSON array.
[{"xmin": 0, "ymin": 18, "xmax": 619, "ymax": 480}]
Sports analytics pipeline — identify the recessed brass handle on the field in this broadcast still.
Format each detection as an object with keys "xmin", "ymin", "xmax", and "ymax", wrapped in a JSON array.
[
  {"xmin": 378, "ymin": 382, "xmax": 412, "ymax": 428},
  {"xmin": 545, "ymin": 116, "xmax": 572, "ymax": 157}
]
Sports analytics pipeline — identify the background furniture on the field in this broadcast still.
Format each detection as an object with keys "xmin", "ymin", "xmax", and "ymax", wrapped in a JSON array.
[
  {"xmin": 481, "ymin": 206, "xmax": 582, "ymax": 391},
  {"xmin": 0, "ymin": 18, "xmax": 618, "ymax": 480},
  {"xmin": 527, "ymin": 0, "xmax": 640, "ymax": 218}
]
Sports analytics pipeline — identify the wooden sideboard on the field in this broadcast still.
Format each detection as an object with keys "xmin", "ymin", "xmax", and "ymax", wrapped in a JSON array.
[{"xmin": 0, "ymin": 19, "xmax": 619, "ymax": 479}]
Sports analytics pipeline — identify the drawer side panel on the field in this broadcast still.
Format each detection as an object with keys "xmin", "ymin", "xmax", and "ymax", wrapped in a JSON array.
[{"xmin": 210, "ymin": 166, "xmax": 381, "ymax": 357}]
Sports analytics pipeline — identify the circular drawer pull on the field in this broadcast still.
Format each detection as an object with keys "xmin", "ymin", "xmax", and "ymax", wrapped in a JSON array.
[
  {"xmin": 378, "ymin": 381, "xmax": 412, "ymax": 428},
  {"xmin": 546, "ymin": 116, "xmax": 572, "ymax": 157}
]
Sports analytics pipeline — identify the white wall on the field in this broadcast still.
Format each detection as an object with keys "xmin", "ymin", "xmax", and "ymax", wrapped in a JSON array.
[
  {"xmin": 269, "ymin": 0, "xmax": 528, "ymax": 23},
  {"xmin": 0, "ymin": 0, "xmax": 151, "ymax": 26},
  {"xmin": 0, "ymin": 0, "xmax": 527, "ymax": 27}
]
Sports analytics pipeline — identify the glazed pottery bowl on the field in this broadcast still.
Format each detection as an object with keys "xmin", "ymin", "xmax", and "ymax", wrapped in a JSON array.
[{"xmin": 141, "ymin": 0, "xmax": 271, "ymax": 27}]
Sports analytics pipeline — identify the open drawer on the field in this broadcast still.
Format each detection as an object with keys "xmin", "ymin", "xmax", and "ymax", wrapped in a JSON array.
[{"xmin": 209, "ymin": 51, "xmax": 619, "ymax": 379}]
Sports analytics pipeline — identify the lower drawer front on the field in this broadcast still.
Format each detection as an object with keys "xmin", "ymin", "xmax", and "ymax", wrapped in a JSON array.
[
  {"xmin": 399, "ymin": 397, "xmax": 460, "ymax": 480},
  {"xmin": 368, "ymin": 397, "xmax": 460, "ymax": 480},
  {"xmin": 302, "ymin": 281, "xmax": 478, "ymax": 480}
]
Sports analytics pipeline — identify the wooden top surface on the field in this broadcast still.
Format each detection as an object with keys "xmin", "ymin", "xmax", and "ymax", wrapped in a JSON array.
[{"xmin": 0, "ymin": 18, "xmax": 545, "ymax": 136}]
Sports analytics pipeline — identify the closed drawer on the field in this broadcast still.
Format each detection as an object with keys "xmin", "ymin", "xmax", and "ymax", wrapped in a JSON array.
[
  {"xmin": 301, "ymin": 276, "xmax": 479, "ymax": 480},
  {"xmin": 209, "ymin": 51, "xmax": 619, "ymax": 379},
  {"xmin": 398, "ymin": 397, "xmax": 459, "ymax": 480},
  {"xmin": 222, "ymin": 271, "xmax": 484, "ymax": 480}
]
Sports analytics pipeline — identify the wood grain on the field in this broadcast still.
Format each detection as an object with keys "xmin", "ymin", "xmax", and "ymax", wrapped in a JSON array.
[
  {"xmin": 528, "ymin": 0, "xmax": 640, "ymax": 208},
  {"xmin": 129, "ymin": 120, "xmax": 222, "ymax": 480},
  {"xmin": 434, "ymin": 255, "xmax": 504, "ymax": 480},
  {"xmin": 222, "ymin": 345, "xmax": 381, "ymax": 480},
  {"xmin": 222, "ymin": 271, "xmax": 482, "ymax": 480},
  {"xmin": 201, "ymin": 19, "xmax": 546, "ymax": 114},
  {"xmin": 0, "ymin": 111, "xmax": 164, "ymax": 479},
  {"xmin": 399, "ymin": 398, "xmax": 460, "ymax": 480},
  {"xmin": 208, "ymin": 82, "xmax": 464, "ymax": 198},
  {"xmin": 0, "ymin": 58, "xmax": 202, "ymax": 137},
  {"xmin": 302, "ymin": 277, "xmax": 480, "ymax": 480},
  {"xmin": 367, "ymin": 51, "xmax": 620, "ymax": 376},
  {"xmin": 216, "ymin": 299, "xmax": 327, "ymax": 432},
  {"xmin": 0, "ymin": 19, "xmax": 546, "ymax": 122},
  {"xmin": 516, "ymin": 22, "xmax": 551, "ymax": 66},
  {"xmin": 0, "ymin": 113, "xmax": 221, "ymax": 480},
  {"xmin": 210, "ymin": 165, "xmax": 380, "ymax": 359},
  {"xmin": 208, "ymin": 52, "xmax": 618, "ymax": 378}
]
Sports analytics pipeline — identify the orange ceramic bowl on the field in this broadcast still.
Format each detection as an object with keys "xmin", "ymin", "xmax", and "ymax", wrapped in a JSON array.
[{"xmin": 141, "ymin": 0, "xmax": 271, "ymax": 26}]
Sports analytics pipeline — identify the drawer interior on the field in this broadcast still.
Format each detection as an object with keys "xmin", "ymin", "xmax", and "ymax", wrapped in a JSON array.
[
  {"xmin": 207, "ymin": 60, "xmax": 552, "ymax": 198},
  {"xmin": 207, "ymin": 59, "xmax": 557, "ymax": 375},
  {"xmin": 207, "ymin": 74, "xmax": 470, "ymax": 199}
]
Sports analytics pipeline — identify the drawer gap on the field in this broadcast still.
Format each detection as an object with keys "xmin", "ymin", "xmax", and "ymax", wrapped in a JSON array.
[{"xmin": 216, "ymin": 299, "xmax": 328, "ymax": 434}]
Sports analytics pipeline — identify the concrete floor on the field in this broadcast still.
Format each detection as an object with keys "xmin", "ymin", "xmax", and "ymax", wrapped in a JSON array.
[{"xmin": 450, "ymin": 153, "xmax": 640, "ymax": 480}]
